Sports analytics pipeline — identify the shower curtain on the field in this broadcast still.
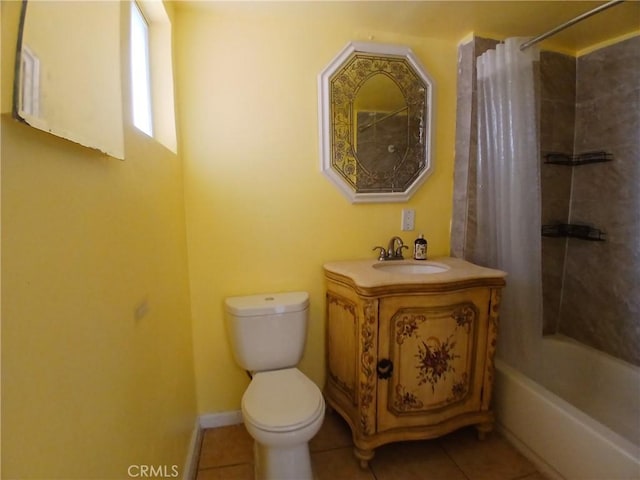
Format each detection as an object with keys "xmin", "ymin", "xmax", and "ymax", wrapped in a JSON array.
[{"xmin": 474, "ymin": 38, "xmax": 542, "ymax": 378}]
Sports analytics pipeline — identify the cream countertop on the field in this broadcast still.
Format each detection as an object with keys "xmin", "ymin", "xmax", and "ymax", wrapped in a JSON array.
[{"xmin": 323, "ymin": 256, "xmax": 506, "ymax": 292}]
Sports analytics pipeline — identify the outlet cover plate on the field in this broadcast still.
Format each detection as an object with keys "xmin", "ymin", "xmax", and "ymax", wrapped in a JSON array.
[{"xmin": 401, "ymin": 209, "xmax": 415, "ymax": 231}]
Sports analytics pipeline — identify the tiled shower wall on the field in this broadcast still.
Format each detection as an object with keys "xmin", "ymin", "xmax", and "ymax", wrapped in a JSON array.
[
  {"xmin": 542, "ymin": 36, "xmax": 640, "ymax": 366},
  {"xmin": 539, "ymin": 51, "xmax": 575, "ymax": 335},
  {"xmin": 453, "ymin": 36, "xmax": 640, "ymax": 367}
]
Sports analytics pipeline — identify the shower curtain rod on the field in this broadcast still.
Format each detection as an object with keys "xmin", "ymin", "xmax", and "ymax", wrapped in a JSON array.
[{"xmin": 520, "ymin": 0, "xmax": 625, "ymax": 50}]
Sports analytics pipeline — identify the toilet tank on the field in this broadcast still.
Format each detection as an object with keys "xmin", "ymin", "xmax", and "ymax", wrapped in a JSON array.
[{"xmin": 224, "ymin": 292, "xmax": 309, "ymax": 372}]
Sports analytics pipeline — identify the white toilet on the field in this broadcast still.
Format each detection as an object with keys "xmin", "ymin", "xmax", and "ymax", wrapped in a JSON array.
[{"xmin": 224, "ymin": 291, "xmax": 325, "ymax": 480}]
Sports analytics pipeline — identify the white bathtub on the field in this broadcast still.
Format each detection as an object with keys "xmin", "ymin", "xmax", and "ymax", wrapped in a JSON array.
[{"xmin": 494, "ymin": 336, "xmax": 640, "ymax": 480}]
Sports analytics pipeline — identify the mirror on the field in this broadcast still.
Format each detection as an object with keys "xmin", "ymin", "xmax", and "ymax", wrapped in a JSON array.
[
  {"xmin": 319, "ymin": 42, "xmax": 434, "ymax": 203},
  {"xmin": 13, "ymin": 0, "xmax": 125, "ymax": 159}
]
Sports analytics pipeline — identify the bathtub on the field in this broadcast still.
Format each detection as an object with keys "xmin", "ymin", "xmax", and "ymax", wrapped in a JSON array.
[{"xmin": 494, "ymin": 335, "xmax": 640, "ymax": 480}]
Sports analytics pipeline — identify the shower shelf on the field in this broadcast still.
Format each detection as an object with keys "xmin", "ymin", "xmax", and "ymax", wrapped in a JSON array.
[
  {"xmin": 544, "ymin": 151, "xmax": 613, "ymax": 166},
  {"xmin": 542, "ymin": 224, "xmax": 606, "ymax": 242}
]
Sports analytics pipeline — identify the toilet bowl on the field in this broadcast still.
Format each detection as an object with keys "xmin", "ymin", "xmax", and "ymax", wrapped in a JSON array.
[
  {"xmin": 224, "ymin": 292, "xmax": 325, "ymax": 480},
  {"xmin": 242, "ymin": 368, "xmax": 325, "ymax": 479}
]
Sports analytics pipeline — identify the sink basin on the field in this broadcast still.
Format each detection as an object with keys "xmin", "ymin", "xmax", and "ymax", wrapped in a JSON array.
[{"xmin": 373, "ymin": 262, "xmax": 450, "ymax": 275}]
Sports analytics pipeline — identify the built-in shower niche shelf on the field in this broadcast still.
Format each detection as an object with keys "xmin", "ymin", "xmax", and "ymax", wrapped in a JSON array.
[
  {"xmin": 542, "ymin": 224, "xmax": 606, "ymax": 241},
  {"xmin": 544, "ymin": 151, "xmax": 613, "ymax": 166}
]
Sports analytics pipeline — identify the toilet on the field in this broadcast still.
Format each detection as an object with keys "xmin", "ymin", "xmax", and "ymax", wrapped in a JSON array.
[{"xmin": 224, "ymin": 291, "xmax": 325, "ymax": 480}]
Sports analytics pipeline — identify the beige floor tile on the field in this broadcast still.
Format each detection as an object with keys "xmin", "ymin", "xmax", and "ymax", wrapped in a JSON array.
[
  {"xmin": 520, "ymin": 473, "xmax": 551, "ymax": 480},
  {"xmin": 371, "ymin": 439, "xmax": 468, "ymax": 480},
  {"xmin": 196, "ymin": 416, "xmax": 549, "ymax": 480},
  {"xmin": 311, "ymin": 447, "xmax": 376, "ymax": 480},
  {"xmin": 196, "ymin": 463, "xmax": 254, "ymax": 480},
  {"xmin": 198, "ymin": 424, "xmax": 254, "ymax": 469},
  {"xmin": 439, "ymin": 427, "xmax": 538, "ymax": 480},
  {"xmin": 309, "ymin": 411, "xmax": 353, "ymax": 452}
]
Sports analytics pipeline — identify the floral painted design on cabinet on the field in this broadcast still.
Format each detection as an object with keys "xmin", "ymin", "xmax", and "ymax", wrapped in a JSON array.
[
  {"xmin": 388, "ymin": 303, "xmax": 478, "ymax": 415},
  {"xmin": 415, "ymin": 334, "xmax": 459, "ymax": 391}
]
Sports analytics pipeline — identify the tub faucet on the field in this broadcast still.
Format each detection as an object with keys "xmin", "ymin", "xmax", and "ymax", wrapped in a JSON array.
[{"xmin": 373, "ymin": 236, "xmax": 408, "ymax": 261}]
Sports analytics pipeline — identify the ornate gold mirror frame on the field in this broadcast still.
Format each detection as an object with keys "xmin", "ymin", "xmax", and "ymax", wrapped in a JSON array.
[{"xmin": 318, "ymin": 42, "xmax": 434, "ymax": 203}]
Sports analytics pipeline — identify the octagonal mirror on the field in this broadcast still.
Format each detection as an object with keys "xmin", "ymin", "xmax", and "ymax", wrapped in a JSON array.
[{"xmin": 318, "ymin": 42, "xmax": 434, "ymax": 203}]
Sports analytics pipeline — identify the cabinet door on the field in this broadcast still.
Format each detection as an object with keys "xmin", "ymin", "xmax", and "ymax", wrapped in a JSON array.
[{"xmin": 377, "ymin": 289, "xmax": 491, "ymax": 432}]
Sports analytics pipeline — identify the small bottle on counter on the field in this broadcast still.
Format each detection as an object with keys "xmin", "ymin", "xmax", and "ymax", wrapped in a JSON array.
[{"xmin": 414, "ymin": 234, "xmax": 427, "ymax": 260}]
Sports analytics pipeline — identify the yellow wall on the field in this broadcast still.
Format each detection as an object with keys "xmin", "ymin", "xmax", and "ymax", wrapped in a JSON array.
[
  {"xmin": 173, "ymin": 3, "xmax": 457, "ymax": 414},
  {"xmin": 2, "ymin": 0, "xmax": 636, "ymax": 475},
  {"xmin": 1, "ymin": 2, "xmax": 197, "ymax": 478}
]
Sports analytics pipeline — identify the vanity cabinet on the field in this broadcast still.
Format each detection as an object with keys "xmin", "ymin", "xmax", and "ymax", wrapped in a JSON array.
[{"xmin": 323, "ymin": 258, "xmax": 505, "ymax": 467}]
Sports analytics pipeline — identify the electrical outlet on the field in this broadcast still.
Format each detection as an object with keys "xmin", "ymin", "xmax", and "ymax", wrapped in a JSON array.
[{"xmin": 401, "ymin": 209, "xmax": 415, "ymax": 231}]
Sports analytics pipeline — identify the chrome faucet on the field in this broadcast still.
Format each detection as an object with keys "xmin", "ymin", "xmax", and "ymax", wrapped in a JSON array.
[{"xmin": 373, "ymin": 236, "xmax": 408, "ymax": 261}]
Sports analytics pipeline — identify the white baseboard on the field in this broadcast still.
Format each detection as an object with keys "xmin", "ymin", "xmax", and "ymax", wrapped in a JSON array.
[
  {"xmin": 183, "ymin": 418, "xmax": 203, "ymax": 480},
  {"xmin": 199, "ymin": 410, "xmax": 243, "ymax": 429},
  {"xmin": 182, "ymin": 410, "xmax": 244, "ymax": 480}
]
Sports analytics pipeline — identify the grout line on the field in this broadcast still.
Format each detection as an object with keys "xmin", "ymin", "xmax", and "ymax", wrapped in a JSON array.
[
  {"xmin": 309, "ymin": 442, "xmax": 354, "ymax": 454},
  {"xmin": 436, "ymin": 440, "xmax": 472, "ymax": 480},
  {"xmin": 198, "ymin": 460, "xmax": 253, "ymax": 471}
]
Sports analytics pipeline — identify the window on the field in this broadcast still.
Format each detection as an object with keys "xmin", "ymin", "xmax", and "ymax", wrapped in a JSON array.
[
  {"xmin": 129, "ymin": 0, "xmax": 176, "ymax": 152},
  {"xmin": 130, "ymin": 2, "xmax": 153, "ymax": 136}
]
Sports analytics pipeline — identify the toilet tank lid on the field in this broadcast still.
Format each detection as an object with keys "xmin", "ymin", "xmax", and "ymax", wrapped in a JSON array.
[{"xmin": 224, "ymin": 292, "xmax": 309, "ymax": 317}]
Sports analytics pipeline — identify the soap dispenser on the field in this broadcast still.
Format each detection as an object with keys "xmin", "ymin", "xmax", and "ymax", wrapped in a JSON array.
[{"xmin": 413, "ymin": 234, "xmax": 427, "ymax": 260}]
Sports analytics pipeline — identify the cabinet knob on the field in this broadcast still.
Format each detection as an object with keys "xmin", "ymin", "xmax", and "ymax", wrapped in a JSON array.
[{"xmin": 376, "ymin": 358, "xmax": 394, "ymax": 379}]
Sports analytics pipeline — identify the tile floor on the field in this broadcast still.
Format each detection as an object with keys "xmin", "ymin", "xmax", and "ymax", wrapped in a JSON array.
[{"xmin": 195, "ymin": 412, "xmax": 549, "ymax": 480}]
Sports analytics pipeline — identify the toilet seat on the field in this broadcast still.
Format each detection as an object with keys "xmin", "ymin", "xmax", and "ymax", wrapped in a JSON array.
[{"xmin": 242, "ymin": 368, "xmax": 324, "ymax": 433}]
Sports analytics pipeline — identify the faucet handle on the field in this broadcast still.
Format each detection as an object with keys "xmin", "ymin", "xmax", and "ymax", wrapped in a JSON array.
[
  {"xmin": 372, "ymin": 246, "xmax": 387, "ymax": 261},
  {"xmin": 395, "ymin": 244, "xmax": 409, "ymax": 258}
]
